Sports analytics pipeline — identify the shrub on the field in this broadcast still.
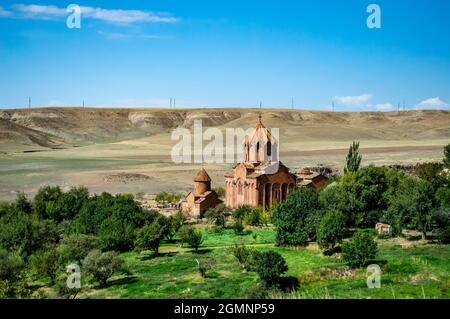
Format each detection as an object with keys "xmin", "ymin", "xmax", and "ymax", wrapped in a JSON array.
[
  {"xmin": 29, "ymin": 246, "xmax": 63, "ymax": 284},
  {"xmin": 254, "ymin": 251, "xmax": 288, "ymax": 286},
  {"xmin": 272, "ymin": 188, "xmax": 320, "ymax": 246},
  {"xmin": 33, "ymin": 186, "xmax": 63, "ymax": 219},
  {"xmin": 245, "ymin": 207, "xmax": 261, "ymax": 226},
  {"xmin": 83, "ymin": 250, "xmax": 127, "ymax": 287},
  {"xmin": 317, "ymin": 210, "xmax": 346, "ymax": 252},
  {"xmin": 233, "ymin": 219, "xmax": 244, "ymax": 235},
  {"xmin": 232, "ymin": 205, "xmax": 252, "ymax": 222},
  {"xmin": 341, "ymin": 231, "xmax": 378, "ymax": 268},
  {"xmin": 178, "ymin": 226, "xmax": 203, "ymax": 251},
  {"xmin": 0, "ymin": 249, "xmax": 25, "ymax": 281},
  {"xmin": 437, "ymin": 226, "xmax": 450, "ymax": 244}
]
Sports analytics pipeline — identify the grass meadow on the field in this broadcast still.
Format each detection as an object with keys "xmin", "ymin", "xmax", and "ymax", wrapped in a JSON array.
[{"xmin": 61, "ymin": 227, "xmax": 450, "ymax": 299}]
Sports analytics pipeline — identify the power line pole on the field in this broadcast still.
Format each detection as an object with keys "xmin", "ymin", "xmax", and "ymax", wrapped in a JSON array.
[
  {"xmin": 403, "ymin": 100, "xmax": 405, "ymax": 111},
  {"xmin": 173, "ymin": 98, "xmax": 176, "ymax": 108},
  {"xmin": 332, "ymin": 101, "xmax": 335, "ymax": 112},
  {"xmin": 291, "ymin": 97, "xmax": 294, "ymax": 109},
  {"xmin": 28, "ymin": 96, "xmax": 31, "ymax": 109}
]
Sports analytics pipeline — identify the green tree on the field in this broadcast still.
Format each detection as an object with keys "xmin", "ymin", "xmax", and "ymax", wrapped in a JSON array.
[
  {"xmin": 341, "ymin": 231, "xmax": 378, "ymax": 268},
  {"xmin": 272, "ymin": 188, "xmax": 320, "ymax": 246},
  {"xmin": 178, "ymin": 226, "xmax": 203, "ymax": 251},
  {"xmin": 59, "ymin": 234, "xmax": 99, "ymax": 264},
  {"xmin": 344, "ymin": 141, "xmax": 362, "ymax": 174},
  {"xmin": 254, "ymin": 251, "xmax": 288, "ymax": 287},
  {"xmin": 317, "ymin": 210, "xmax": 346, "ymax": 252},
  {"xmin": 0, "ymin": 212, "xmax": 59, "ymax": 258},
  {"xmin": 386, "ymin": 177, "xmax": 435, "ymax": 240},
  {"xmin": 83, "ymin": 250, "xmax": 128, "ymax": 287},
  {"xmin": 33, "ymin": 185, "xmax": 63, "ymax": 219},
  {"xmin": 134, "ymin": 222, "xmax": 165, "ymax": 253},
  {"xmin": 204, "ymin": 203, "xmax": 229, "ymax": 228},
  {"xmin": 53, "ymin": 186, "xmax": 89, "ymax": 221},
  {"xmin": 15, "ymin": 192, "xmax": 32, "ymax": 214},
  {"xmin": 443, "ymin": 144, "xmax": 450, "ymax": 168},
  {"xmin": 29, "ymin": 246, "xmax": 63, "ymax": 284}
]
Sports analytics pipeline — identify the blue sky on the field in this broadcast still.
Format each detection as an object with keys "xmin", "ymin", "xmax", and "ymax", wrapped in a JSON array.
[{"xmin": 0, "ymin": 0, "xmax": 449, "ymax": 111}]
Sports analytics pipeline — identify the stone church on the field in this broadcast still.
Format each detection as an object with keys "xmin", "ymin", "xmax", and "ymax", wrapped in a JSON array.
[
  {"xmin": 181, "ymin": 167, "xmax": 222, "ymax": 218},
  {"xmin": 224, "ymin": 116, "xmax": 298, "ymax": 210}
]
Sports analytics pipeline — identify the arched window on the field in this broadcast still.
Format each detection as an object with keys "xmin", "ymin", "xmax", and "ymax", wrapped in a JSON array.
[{"xmin": 267, "ymin": 141, "xmax": 272, "ymax": 157}]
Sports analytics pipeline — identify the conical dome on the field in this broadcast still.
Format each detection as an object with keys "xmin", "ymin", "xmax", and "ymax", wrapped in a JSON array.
[{"xmin": 194, "ymin": 168, "xmax": 211, "ymax": 182}]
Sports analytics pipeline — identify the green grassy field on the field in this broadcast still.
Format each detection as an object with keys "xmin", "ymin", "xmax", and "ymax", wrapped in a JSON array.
[{"xmin": 72, "ymin": 227, "xmax": 450, "ymax": 299}]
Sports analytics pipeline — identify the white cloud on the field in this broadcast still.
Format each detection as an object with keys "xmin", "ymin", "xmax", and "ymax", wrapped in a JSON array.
[
  {"xmin": 97, "ymin": 30, "xmax": 165, "ymax": 40},
  {"xmin": 415, "ymin": 97, "xmax": 449, "ymax": 110},
  {"xmin": 334, "ymin": 94, "xmax": 372, "ymax": 106},
  {"xmin": 0, "ymin": 6, "xmax": 12, "ymax": 17},
  {"xmin": 7, "ymin": 4, "xmax": 178, "ymax": 24},
  {"xmin": 375, "ymin": 102, "xmax": 395, "ymax": 112}
]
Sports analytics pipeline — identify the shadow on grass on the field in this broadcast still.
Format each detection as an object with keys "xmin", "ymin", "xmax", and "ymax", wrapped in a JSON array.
[
  {"xmin": 279, "ymin": 276, "xmax": 300, "ymax": 292},
  {"xmin": 323, "ymin": 246, "xmax": 342, "ymax": 256},
  {"xmin": 139, "ymin": 251, "xmax": 179, "ymax": 261},
  {"xmin": 191, "ymin": 249, "xmax": 213, "ymax": 254},
  {"xmin": 105, "ymin": 275, "xmax": 139, "ymax": 288}
]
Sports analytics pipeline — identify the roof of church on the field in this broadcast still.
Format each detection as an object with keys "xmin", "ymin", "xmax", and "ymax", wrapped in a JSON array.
[
  {"xmin": 194, "ymin": 168, "xmax": 211, "ymax": 182},
  {"xmin": 246, "ymin": 114, "xmax": 277, "ymax": 145}
]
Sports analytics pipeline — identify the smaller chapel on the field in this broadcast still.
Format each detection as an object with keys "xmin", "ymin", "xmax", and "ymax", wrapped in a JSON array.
[{"xmin": 181, "ymin": 167, "xmax": 222, "ymax": 218}]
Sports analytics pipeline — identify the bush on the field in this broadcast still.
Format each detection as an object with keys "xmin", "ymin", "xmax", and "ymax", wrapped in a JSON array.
[
  {"xmin": 272, "ymin": 188, "xmax": 320, "ymax": 246},
  {"xmin": 59, "ymin": 234, "xmax": 99, "ymax": 264},
  {"xmin": 254, "ymin": 251, "xmax": 288, "ymax": 286},
  {"xmin": 341, "ymin": 231, "xmax": 378, "ymax": 268},
  {"xmin": 317, "ymin": 210, "xmax": 346, "ymax": 252},
  {"xmin": 29, "ymin": 246, "xmax": 63, "ymax": 284},
  {"xmin": 232, "ymin": 205, "xmax": 252, "ymax": 222},
  {"xmin": 178, "ymin": 226, "xmax": 203, "ymax": 251},
  {"xmin": 245, "ymin": 207, "xmax": 262, "ymax": 226},
  {"xmin": 437, "ymin": 226, "xmax": 450, "ymax": 244},
  {"xmin": 155, "ymin": 192, "xmax": 182, "ymax": 204},
  {"xmin": 83, "ymin": 250, "xmax": 127, "ymax": 287},
  {"xmin": 0, "ymin": 249, "xmax": 25, "ymax": 281},
  {"xmin": 233, "ymin": 219, "xmax": 244, "ymax": 235}
]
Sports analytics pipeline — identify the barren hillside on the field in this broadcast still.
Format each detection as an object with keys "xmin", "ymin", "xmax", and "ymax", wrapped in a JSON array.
[
  {"xmin": 1, "ymin": 108, "xmax": 449, "ymax": 151},
  {"xmin": 0, "ymin": 107, "xmax": 448, "ymax": 201}
]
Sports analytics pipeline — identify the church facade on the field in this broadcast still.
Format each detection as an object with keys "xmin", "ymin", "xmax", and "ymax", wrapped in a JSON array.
[{"xmin": 224, "ymin": 116, "xmax": 298, "ymax": 210}]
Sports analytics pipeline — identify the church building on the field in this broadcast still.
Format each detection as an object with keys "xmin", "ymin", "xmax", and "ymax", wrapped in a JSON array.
[
  {"xmin": 181, "ymin": 167, "xmax": 222, "ymax": 218},
  {"xmin": 224, "ymin": 116, "xmax": 297, "ymax": 210}
]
